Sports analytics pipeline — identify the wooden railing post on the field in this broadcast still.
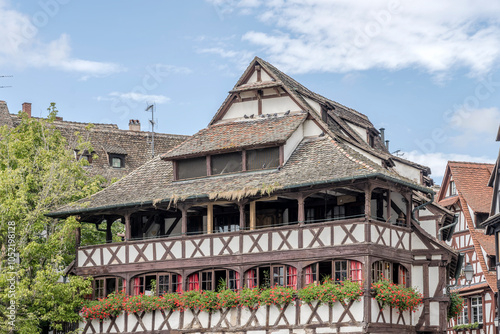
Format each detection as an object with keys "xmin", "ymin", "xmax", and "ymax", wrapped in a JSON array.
[
  {"xmin": 249, "ymin": 201, "xmax": 256, "ymax": 230},
  {"xmin": 124, "ymin": 212, "xmax": 132, "ymax": 241},
  {"xmin": 297, "ymin": 194, "xmax": 305, "ymax": 224},
  {"xmin": 207, "ymin": 203, "xmax": 213, "ymax": 234}
]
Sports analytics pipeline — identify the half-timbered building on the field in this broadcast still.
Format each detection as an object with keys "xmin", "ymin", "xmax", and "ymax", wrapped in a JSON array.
[
  {"xmin": 437, "ymin": 161, "xmax": 497, "ymax": 333},
  {"xmin": 481, "ymin": 126, "xmax": 500, "ymax": 334},
  {"xmin": 49, "ymin": 57, "xmax": 460, "ymax": 334}
]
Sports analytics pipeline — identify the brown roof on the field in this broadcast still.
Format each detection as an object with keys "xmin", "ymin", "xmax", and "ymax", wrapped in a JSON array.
[
  {"xmin": 163, "ymin": 113, "xmax": 307, "ymax": 159},
  {"xmin": 449, "ymin": 161, "xmax": 494, "ymax": 213},
  {"xmin": 50, "ymin": 134, "xmax": 430, "ymax": 217},
  {"xmin": 471, "ymin": 229, "xmax": 496, "ymax": 255},
  {"xmin": 2, "ymin": 103, "xmax": 189, "ymax": 181},
  {"xmin": 438, "ymin": 195, "xmax": 459, "ymax": 208}
]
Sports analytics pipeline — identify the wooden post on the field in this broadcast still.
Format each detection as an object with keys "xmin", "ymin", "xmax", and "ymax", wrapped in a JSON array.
[
  {"xmin": 405, "ymin": 192, "xmax": 412, "ymax": 228},
  {"xmin": 386, "ymin": 190, "xmax": 392, "ymax": 223},
  {"xmin": 238, "ymin": 202, "xmax": 246, "ymax": 230},
  {"xmin": 180, "ymin": 206, "xmax": 188, "ymax": 235},
  {"xmin": 249, "ymin": 201, "xmax": 256, "ymax": 230},
  {"xmin": 364, "ymin": 184, "xmax": 373, "ymax": 221},
  {"xmin": 297, "ymin": 194, "xmax": 305, "ymax": 223},
  {"xmin": 207, "ymin": 203, "xmax": 213, "ymax": 234},
  {"xmin": 75, "ymin": 226, "xmax": 81, "ymax": 247},
  {"xmin": 124, "ymin": 213, "xmax": 131, "ymax": 241}
]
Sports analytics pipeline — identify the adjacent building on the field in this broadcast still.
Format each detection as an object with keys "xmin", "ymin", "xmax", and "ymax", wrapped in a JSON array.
[
  {"xmin": 0, "ymin": 100, "xmax": 189, "ymax": 181},
  {"xmin": 49, "ymin": 57, "xmax": 460, "ymax": 334},
  {"xmin": 437, "ymin": 161, "xmax": 497, "ymax": 333}
]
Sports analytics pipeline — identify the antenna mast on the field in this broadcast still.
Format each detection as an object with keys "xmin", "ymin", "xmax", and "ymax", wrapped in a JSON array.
[
  {"xmin": 0, "ymin": 75, "xmax": 13, "ymax": 88},
  {"xmin": 145, "ymin": 103, "xmax": 155, "ymax": 158}
]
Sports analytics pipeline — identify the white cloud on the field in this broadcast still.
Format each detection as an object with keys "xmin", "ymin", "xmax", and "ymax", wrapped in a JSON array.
[
  {"xmin": 208, "ymin": 0, "xmax": 500, "ymax": 75},
  {"xmin": 0, "ymin": 1, "xmax": 124, "ymax": 78},
  {"xmin": 198, "ymin": 47, "xmax": 253, "ymax": 69},
  {"xmin": 99, "ymin": 92, "xmax": 170, "ymax": 104},
  {"xmin": 449, "ymin": 107, "xmax": 500, "ymax": 146},
  {"xmin": 403, "ymin": 151, "xmax": 496, "ymax": 183}
]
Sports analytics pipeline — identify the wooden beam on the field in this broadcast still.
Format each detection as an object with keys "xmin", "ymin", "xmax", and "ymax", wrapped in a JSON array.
[
  {"xmin": 297, "ymin": 194, "xmax": 305, "ymax": 223},
  {"xmin": 180, "ymin": 206, "xmax": 188, "ymax": 235},
  {"xmin": 124, "ymin": 212, "xmax": 131, "ymax": 241},
  {"xmin": 256, "ymin": 65, "xmax": 262, "ymax": 82},
  {"xmin": 249, "ymin": 201, "xmax": 256, "ymax": 230},
  {"xmin": 207, "ymin": 203, "xmax": 213, "ymax": 234},
  {"xmin": 238, "ymin": 202, "xmax": 246, "ymax": 230}
]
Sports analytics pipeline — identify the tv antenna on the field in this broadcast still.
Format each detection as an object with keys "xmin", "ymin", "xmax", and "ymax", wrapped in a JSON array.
[
  {"xmin": 0, "ymin": 75, "xmax": 13, "ymax": 88},
  {"xmin": 145, "ymin": 103, "xmax": 156, "ymax": 158}
]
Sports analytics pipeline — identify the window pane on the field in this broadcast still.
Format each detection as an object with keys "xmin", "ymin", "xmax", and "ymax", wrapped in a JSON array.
[
  {"xmin": 211, "ymin": 152, "xmax": 242, "ymax": 175},
  {"xmin": 178, "ymin": 157, "xmax": 207, "ymax": 179},
  {"xmin": 112, "ymin": 157, "xmax": 122, "ymax": 168},
  {"xmin": 247, "ymin": 147, "xmax": 279, "ymax": 171}
]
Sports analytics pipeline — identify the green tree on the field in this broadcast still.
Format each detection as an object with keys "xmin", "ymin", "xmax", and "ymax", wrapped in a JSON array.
[{"xmin": 0, "ymin": 104, "xmax": 106, "ymax": 333}]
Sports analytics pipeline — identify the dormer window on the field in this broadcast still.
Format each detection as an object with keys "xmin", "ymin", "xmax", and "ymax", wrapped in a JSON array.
[
  {"xmin": 109, "ymin": 154, "xmax": 125, "ymax": 168},
  {"xmin": 175, "ymin": 146, "xmax": 282, "ymax": 180},
  {"xmin": 449, "ymin": 180, "xmax": 456, "ymax": 196},
  {"xmin": 75, "ymin": 149, "xmax": 93, "ymax": 163}
]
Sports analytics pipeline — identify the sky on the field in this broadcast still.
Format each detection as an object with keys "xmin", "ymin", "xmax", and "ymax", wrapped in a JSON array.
[{"xmin": 1, "ymin": 0, "xmax": 500, "ymax": 185}]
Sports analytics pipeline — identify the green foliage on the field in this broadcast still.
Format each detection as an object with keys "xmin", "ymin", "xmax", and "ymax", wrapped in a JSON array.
[
  {"xmin": 238, "ymin": 288, "xmax": 261, "ymax": 309},
  {"xmin": 297, "ymin": 279, "xmax": 363, "ymax": 305},
  {"xmin": 452, "ymin": 322, "xmax": 479, "ymax": 330},
  {"xmin": 371, "ymin": 279, "xmax": 423, "ymax": 312},
  {"xmin": 260, "ymin": 286, "xmax": 295, "ymax": 306},
  {"xmin": 0, "ymin": 104, "xmax": 105, "ymax": 333},
  {"xmin": 448, "ymin": 291, "xmax": 464, "ymax": 320}
]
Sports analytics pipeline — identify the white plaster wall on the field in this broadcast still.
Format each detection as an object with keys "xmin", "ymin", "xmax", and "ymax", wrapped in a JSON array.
[
  {"xmin": 428, "ymin": 267, "xmax": 439, "ymax": 296},
  {"xmin": 284, "ymin": 125, "xmax": 304, "ymax": 164},
  {"xmin": 392, "ymin": 161, "xmax": 422, "ymax": 184},
  {"xmin": 345, "ymin": 143, "xmax": 383, "ymax": 166},
  {"xmin": 303, "ymin": 119, "xmax": 323, "ymax": 137},
  {"xmin": 262, "ymin": 96, "xmax": 300, "ymax": 115},
  {"xmin": 412, "ymin": 265, "xmax": 424, "ymax": 292},
  {"xmin": 302, "ymin": 96, "xmax": 321, "ymax": 116},
  {"xmin": 246, "ymin": 69, "xmax": 273, "ymax": 83},
  {"xmin": 345, "ymin": 121, "xmax": 367, "ymax": 142},
  {"xmin": 248, "ymin": 71, "xmax": 258, "ymax": 83},
  {"xmin": 224, "ymin": 100, "xmax": 258, "ymax": 119},
  {"xmin": 420, "ymin": 220, "xmax": 437, "ymax": 238},
  {"xmin": 429, "ymin": 302, "xmax": 440, "ymax": 326}
]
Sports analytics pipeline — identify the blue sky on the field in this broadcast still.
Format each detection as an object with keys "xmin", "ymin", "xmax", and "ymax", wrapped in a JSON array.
[{"xmin": 1, "ymin": 0, "xmax": 499, "ymax": 184}]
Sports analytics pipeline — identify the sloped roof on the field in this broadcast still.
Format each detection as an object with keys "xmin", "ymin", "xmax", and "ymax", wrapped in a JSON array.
[
  {"xmin": 163, "ymin": 113, "xmax": 307, "ymax": 159},
  {"xmin": 49, "ymin": 135, "xmax": 430, "ymax": 217},
  {"xmin": 448, "ymin": 161, "xmax": 494, "ymax": 213},
  {"xmin": 438, "ymin": 195, "xmax": 459, "ymax": 207}
]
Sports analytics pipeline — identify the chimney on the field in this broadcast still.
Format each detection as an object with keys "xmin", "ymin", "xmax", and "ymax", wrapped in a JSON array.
[
  {"xmin": 385, "ymin": 140, "xmax": 390, "ymax": 151},
  {"xmin": 22, "ymin": 102, "xmax": 31, "ymax": 118},
  {"xmin": 129, "ymin": 119, "xmax": 141, "ymax": 131},
  {"xmin": 379, "ymin": 127, "xmax": 385, "ymax": 143}
]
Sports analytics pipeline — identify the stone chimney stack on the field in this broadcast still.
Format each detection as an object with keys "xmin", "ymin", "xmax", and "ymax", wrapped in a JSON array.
[
  {"xmin": 22, "ymin": 102, "xmax": 31, "ymax": 118},
  {"xmin": 129, "ymin": 119, "xmax": 141, "ymax": 131}
]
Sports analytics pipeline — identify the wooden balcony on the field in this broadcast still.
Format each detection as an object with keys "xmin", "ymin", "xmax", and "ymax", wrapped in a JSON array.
[{"xmin": 76, "ymin": 217, "xmax": 412, "ymax": 275}]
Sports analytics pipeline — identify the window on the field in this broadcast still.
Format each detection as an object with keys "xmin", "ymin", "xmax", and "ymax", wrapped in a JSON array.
[
  {"xmin": 246, "ymin": 147, "xmax": 280, "ymax": 171},
  {"xmin": 450, "ymin": 181, "xmax": 456, "ymax": 196},
  {"xmin": 304, "ymin": 260, "xmax": 363, "ymax": 286},
  {"xmin": 211, "ymin": 152, "xmax": 242, "ymax": 175},
  {"xmin": 178, "ymin": 156, "xmax": 207, "ymax": 179},
  {"xmin": 133, "ymin": 272, "xmax": 182, "ymax": 295},
  {"xmin": 245, "ymin": 265, "xmax": 297, "ymax": 289},
  {"xmin": 109, "ymin": 154, "xmax": 125, "ymax": 168},
  {"xmin": 93, "ymin": 277, "xmax": 125, "ymax": 300},
  {"xmin": 457, "ymin": 302, "xmax": 468, "ymax": 325},
  {"xmin": 75, "ymin": 149, "xmax": 93, "ymax": 163},
  {"xmin": 372, "ymin": 261, "xmax": 408, "ymax": 286},
  {"xmin": 187, "ymin": 269, "xmax": 240, "ymax": 291},
  {"xmin": 470, "ymin": 296, "xmax": 483, "ymax": 324}
]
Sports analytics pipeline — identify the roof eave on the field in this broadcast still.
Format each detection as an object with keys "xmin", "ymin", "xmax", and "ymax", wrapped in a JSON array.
[{"xmin": 46, "ymin": 172, "xmax": 432, "ymax": 219}]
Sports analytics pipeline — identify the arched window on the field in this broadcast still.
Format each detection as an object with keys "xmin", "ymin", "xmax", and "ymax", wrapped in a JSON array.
[
  {"xmin": 244, "ymin": 265, "xmax": 297, "ymax": 289},
  {"xmin": 371, "ymin": 261, "xmax": 409, "ymax": 286},
  {"xmin": 187, "ymin": 269, "xmax": 240, "ymax": 291},
  {"xmin": 93, "ymin": 276, "xmax": 126, "ymax": 300},
  {"xmin": 304, "ymin": 260, "xmax": 362, "ymax": 285},
  {"xmin": 132, "ymin": 272, "xmax": 182, "ymax": 295}
]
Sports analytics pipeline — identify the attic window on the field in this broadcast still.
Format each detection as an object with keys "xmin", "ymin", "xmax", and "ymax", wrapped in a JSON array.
[
  {"xmin": 75, "ymin": 150, "xmax": 93, "ymax": 163},
  {"xmin": 246, "ymin": 147, "xmax": 279, "ymax": 170},
  {"xmin": 211, "ymin": 152, "xmax": 242, "ymax": 175},
  {"xmin": 109, "ymin": 154, "xmax": 125, "ymax": 168},
  {"xmin": 449, "ymin": 181, "xmax": 456, "ymax": 196},
  {"xmin": 178, "ymin": 156, "xmax": 207, "ymax": 179}
]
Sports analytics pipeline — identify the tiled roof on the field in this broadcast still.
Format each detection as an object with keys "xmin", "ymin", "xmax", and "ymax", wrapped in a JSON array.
[
  {"xmin": 163, "ymin": 113, "xmax": 307, "ymax": 159},
  {"xmin": 471, "ymin": 229, "xmax": 495, "ymax": 255},
  {"xmin": 50, "ymin": 136, "xmax": 429, "ymax": 217},
  {"xmin": 449, "ymin": 161, "xmax": 494, "ymax": 213},
  {"xmin": 438, "ymin": 195, "xmax": 459, "ymax": 207},
  {"xmin": 2, "ymin": 105, "xmax": 189, "ymax": 182}
]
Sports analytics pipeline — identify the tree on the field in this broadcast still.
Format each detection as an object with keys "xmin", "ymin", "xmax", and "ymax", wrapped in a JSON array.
[{"xmin": 0, "ymin": 104, "xmax": 106, "ymax": 333}]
